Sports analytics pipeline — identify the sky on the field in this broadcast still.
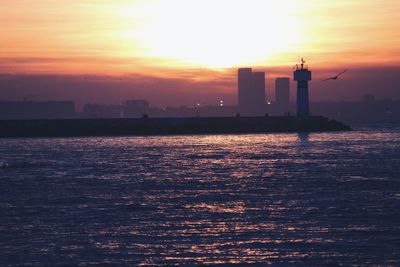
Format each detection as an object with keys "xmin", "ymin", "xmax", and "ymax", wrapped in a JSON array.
[{"xmin": 1, "ymin": 0, "xmax": 400, "ymax": 107}]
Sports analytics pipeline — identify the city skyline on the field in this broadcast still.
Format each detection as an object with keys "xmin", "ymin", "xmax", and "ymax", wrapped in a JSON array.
[
  {"xmin": 1, "ymin": 0, "xmax": 400, "ymax": 106},
  {"xmin": 2, "ymin": 2, "xmax": 400, "ymax": 266},
  {"xmin": 2, "ymin": 72, "xmax": 399, "ymax": 124}
]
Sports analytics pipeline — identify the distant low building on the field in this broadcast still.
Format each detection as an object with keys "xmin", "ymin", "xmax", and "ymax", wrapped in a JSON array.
[
  {"xmin": 363, "ymin": 94, "xmax": 376, "ymax": 103},
  {"xmin": 0, "ymin": 101, "xmax": 75, "ymax": 120},
  {"xmin": 82, "ymin": 104, "xmax": 122, "ymax": 119},
  {"xmin": 80, "ymin": 100, "xmax": 151, "ymax": 119},
  {"xmin": 123, "ymin": 100, "xmax": 150, "ymax": 118}
]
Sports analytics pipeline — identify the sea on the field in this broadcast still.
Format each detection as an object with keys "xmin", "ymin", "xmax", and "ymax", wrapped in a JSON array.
[{"xmin": 0, "ymin": 124, "xmax": 399, "ymax": 266}]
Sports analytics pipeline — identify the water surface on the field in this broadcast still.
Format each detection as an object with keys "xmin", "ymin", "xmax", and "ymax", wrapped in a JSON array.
[{"xmin": 1, "ymin": 125, "xmax": 399, "ymax": 266}]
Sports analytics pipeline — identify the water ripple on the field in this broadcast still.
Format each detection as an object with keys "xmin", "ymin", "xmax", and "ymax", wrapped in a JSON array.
[{"xmin": 0, "ymin": 126, "xmax": 399, "ymax": 266}]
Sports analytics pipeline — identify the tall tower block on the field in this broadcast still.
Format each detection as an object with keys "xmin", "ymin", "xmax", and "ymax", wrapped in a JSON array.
[
  {"xmin": 294, "ymin": 59, "xmax": 312, "ymax": 118},
  {"xmin": 238, "ymin": 68, "xmax": 253, "ymax": 114},
  {"xmin": 238, "ymin": 68, "xmax": 266, "ymax": 116}
]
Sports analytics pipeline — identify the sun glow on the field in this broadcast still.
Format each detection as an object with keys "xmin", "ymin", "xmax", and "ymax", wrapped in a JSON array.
[
  {"xmin": 121, "ymin": 0, "xmax": 307, "ymax": 68},
  {"xmin": 2, "ymin": 0, "xmax": 399, "ymax": 75}
]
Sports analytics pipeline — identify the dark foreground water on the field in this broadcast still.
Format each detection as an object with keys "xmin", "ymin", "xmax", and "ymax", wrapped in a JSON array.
[{"xmin": 1, "ymin": 125, "xmax": 400, "ymax": 266}]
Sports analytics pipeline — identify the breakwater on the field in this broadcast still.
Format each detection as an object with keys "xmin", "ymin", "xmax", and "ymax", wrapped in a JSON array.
[{"xmin": 0, "ymin": 116, "xmax": 351, "ymax": 137}]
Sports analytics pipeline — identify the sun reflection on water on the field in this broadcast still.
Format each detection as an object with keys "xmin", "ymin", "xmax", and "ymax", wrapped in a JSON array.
[{"xmin": 1, "ymin": 128, "xmax": 400, "ymax": 266}]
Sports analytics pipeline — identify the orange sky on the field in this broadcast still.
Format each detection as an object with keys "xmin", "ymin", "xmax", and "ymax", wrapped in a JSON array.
[{"xmin": 1, "ymin": 0, "xmax": 400, "ymax": 76}]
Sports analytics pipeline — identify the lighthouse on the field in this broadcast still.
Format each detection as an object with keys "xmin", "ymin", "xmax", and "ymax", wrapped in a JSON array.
[{"xmin": 294, "ymin": 59, "xmax": 312, "ymax": 119}]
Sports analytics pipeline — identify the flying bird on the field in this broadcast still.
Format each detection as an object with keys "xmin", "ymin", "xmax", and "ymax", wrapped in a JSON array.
[{"xmin": 322, "ymin": 69, "xmax": 348, "ymax": 81}]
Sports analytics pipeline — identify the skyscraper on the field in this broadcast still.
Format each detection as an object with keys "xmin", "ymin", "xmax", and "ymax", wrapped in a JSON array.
[
  {"xmin": 238, "ymin": 68, "xmax": 266, "ymax": 116},
  {"xmin": 275, "ymin": 77, "xmax": 290, "ymax": 113},
  {"xmin": 238, "ymin": 68, "xmax": 253, "ymax": 114}
]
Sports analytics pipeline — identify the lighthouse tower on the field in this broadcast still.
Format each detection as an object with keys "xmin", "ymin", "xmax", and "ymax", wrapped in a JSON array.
[{"xmin": 294, "ymin": 59, "xmax": 312, "ymax": 119}]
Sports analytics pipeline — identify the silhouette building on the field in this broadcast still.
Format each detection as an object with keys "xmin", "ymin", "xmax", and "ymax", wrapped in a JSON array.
[
  {"xmin": 82, "ymin": 100, "xmax": 151, "ymax": 118},
  {"xmin": 0, "ymin": 101, "xmax": 75, "ymax": 120},
  {"xmin": 238, "ymin": 68, "xmax": 252, "ymax": 114},
  {"xmin": 363, "ymin": 94, "xmax": 376, "ymax": 103},
  {"xmin": 83, "ymin": 104, "xmax": 122, "ymax": 118},
  {"xmin": 294, "ymin": 59, "xmax": 312, "ymax": 118},
  {"xmin": 275, "ymin": 77, "xmax": 290, "ymax": 113},
  {"xmin": 123, "ymin": 100, "xmax": 150, "ymax": 118},
  {"xmin": 238, "ymin": 68, "xmax": 266, "ymax": 116}
]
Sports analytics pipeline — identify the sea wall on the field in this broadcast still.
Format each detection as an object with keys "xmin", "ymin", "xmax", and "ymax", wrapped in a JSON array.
[{"xmin": 0, "ymin": 116, "xmax": 351, "ymax": 137}]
